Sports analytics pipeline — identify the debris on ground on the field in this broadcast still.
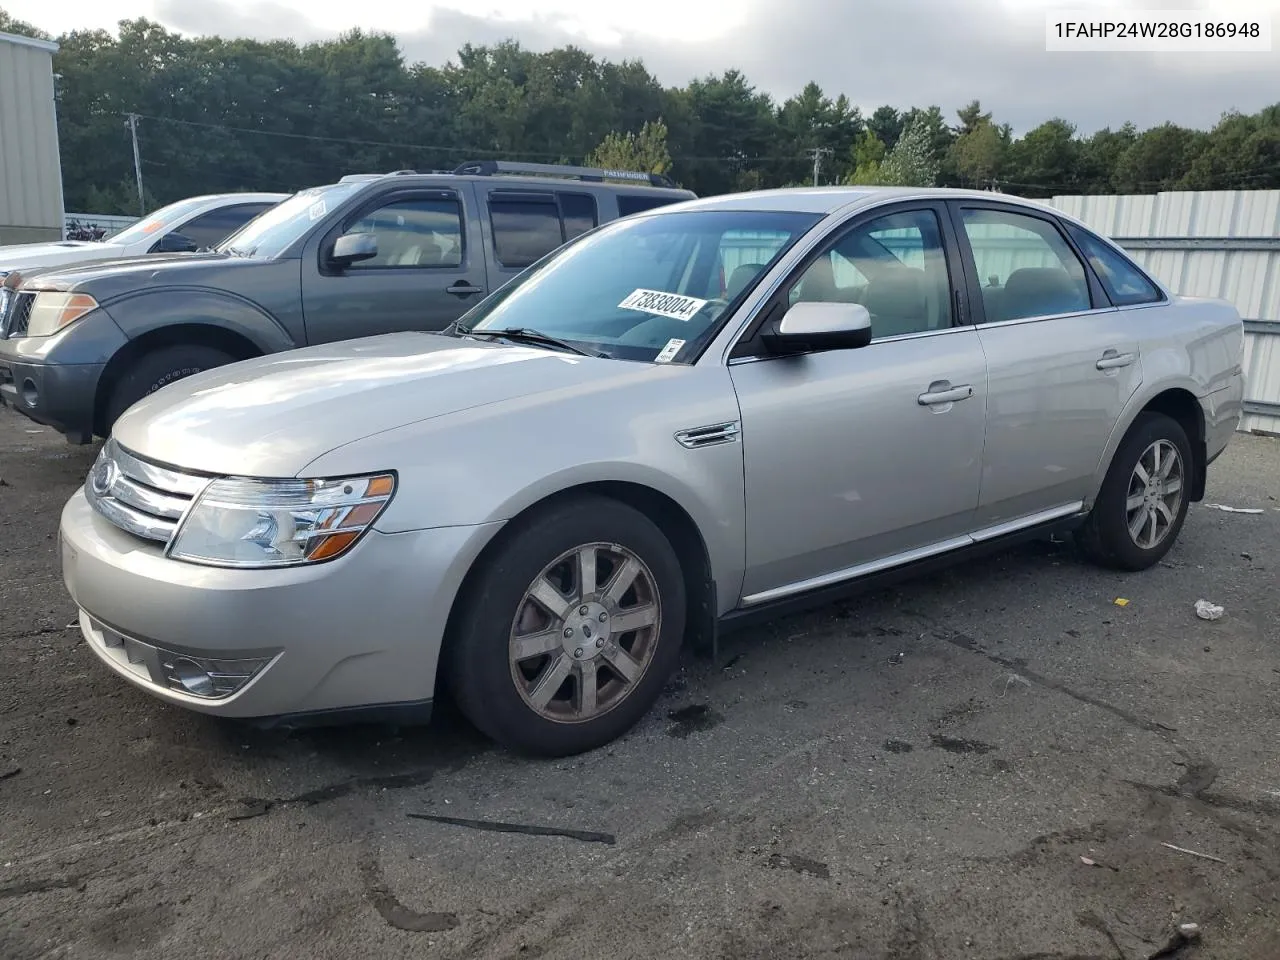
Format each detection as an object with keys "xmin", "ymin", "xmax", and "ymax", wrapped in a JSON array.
[
  {"xmin": 888, "ymin": 651, "xmax": 905, "ymax": 665},
  {"xmin": 1178, "ymin": 923, "xmax": 1202, "ymax": 940},
  {"xmin": 407, "ymin": 812, "xmax": 616, "ymax": 845},
  {"xmin": 1194, "ymin": 600, "xmax": 1225, "ymax": 621},
  {"xmin": 1203, "ymin": 503, "xmax": 1264, "ymax": 514},
  {"xmin": 1146, "ymin": 921, "xmax": 1204, "ymax": 959},
  {"xmin": 0, "ymin": 767, "xmax": 20, "ymax": 781},
  {"xmin": 1114, "ymin": 597, "xmax": 1130, "ymax": 607},
  {"xmin": 1160, "ymin": 841, "xmax": 1225, "ymax": 864}
]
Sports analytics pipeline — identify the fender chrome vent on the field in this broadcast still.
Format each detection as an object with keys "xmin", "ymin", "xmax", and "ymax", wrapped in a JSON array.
[{"xmin": 674, "ymin": 421, "xmax": 740, "ymax": 449}]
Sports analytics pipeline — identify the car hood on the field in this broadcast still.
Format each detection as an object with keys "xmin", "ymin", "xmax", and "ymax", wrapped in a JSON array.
[
  {"xmin": 112, "ymin": 333, "xmax": 671, "ymax": 476},
  {"xmin": 24, "ymin": 251, "xmax": 261, "ymax": 298},
  {"xmin": 0, "ymin": 240, "xmax": 122, "ymax": 275}
]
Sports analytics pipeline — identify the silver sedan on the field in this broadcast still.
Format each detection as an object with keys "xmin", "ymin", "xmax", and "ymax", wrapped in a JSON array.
[{"xmin": 58, "ymin": 186, "xmax": 1245, "ymax": 755}]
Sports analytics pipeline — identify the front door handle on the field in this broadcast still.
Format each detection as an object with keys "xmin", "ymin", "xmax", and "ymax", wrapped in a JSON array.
[
  {"xmin": 1096, "ymin": 350, "xmax": 1136, "ymax": 370},
  {"xmin": 918, "ymin": 382, "xmax": 974, "ymax": 406},
  {"xmin": 447, "ymin": 282, "xmax": 483, "ymax": 298}
]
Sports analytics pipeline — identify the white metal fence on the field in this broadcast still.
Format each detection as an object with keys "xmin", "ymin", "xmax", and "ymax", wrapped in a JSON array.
[{"xmin": 1049, "ymin": 190, "xmax": 1280, "ymax": 436}]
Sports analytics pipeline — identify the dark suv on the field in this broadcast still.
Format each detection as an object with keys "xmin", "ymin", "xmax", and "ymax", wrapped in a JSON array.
[{"xmin": 0, "ymin": 161, "xmax": 695, "ymax": 442}]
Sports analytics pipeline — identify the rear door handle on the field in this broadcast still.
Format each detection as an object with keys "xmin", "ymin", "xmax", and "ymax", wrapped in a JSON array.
[
  {"xmin": 447, "ymin": 282, "xmax": 484, "ymax": 297},
  {"xmin": 1096, "ymin": 350, "xmax": 1136, "ymax": 370},
  {"xmin": 918, "ymin": 383, "xmax": 974, "ymax": 406}
]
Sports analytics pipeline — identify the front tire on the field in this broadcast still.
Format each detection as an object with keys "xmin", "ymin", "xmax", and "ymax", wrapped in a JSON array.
[
  {"xmin": 446, "ymin": 495, "xmax": 686, "ymax": 757},
  {"xmin": 104, "ymin": 344, "xmax": 236, "ymax": 433},
  {"xmin": 1076, "ymin": 412, "xmax": 1192, "ymax": 571}
]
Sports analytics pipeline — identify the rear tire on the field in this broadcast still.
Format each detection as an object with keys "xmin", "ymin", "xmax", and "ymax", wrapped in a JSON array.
[
  {"xmin": 1076, "ymin": 412, "xmax": 1192, "ymax": 571},
  {"xmin": 104, "ymin": 345, "xmax": 236, "ymax": 433},
  {"xmin": 446, "ymin": 495, "xmax": 686, "ymax": 757}
]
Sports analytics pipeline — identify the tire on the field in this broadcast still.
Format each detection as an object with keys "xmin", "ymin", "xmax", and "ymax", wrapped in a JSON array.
[
  {"xmin": 446, "ymin": 495, "xmax": 686, "ymax": 757},
  {"xmin": 1075, "ymin": 412, "xmax": 1193, "ymax": 571},
  {"xmin": 104, "ymin": 345, "xmax": 236, "ymax": 431}
]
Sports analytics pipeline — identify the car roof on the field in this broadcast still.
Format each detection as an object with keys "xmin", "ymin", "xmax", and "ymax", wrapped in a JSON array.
[
  {"xmin": 659, "ymin": 186, "xmax": 1067, "ymax": 218},
  {"xmin": 184, "ymin": 192, "xmax": 292, "ymax": 204}
]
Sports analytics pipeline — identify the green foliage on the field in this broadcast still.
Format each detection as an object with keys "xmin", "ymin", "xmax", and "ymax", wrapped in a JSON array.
[
  {"xmin": 586, "ymin": 119, "xmax": 672, "ymax": 176},
  {"xmin": 4, "ymin": 4, "xmax": 1278, "ymax": 209}
]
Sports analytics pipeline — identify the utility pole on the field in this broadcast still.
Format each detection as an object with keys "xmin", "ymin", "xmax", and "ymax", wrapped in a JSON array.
[
  {"xmin": 126, "ymin": 114, "xmax": 145, "ymax": 216},
  {"xmin": 806, "ymin": 146, "xmax": 834, "ymax": 186}
]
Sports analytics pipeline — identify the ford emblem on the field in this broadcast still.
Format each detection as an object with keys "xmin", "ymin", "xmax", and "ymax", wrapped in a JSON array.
[{"xmin": 90, "ymin": 458, "xmax": 116, "ymax": 497}]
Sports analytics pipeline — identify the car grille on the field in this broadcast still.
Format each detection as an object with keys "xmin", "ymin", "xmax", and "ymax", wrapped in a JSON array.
[
  {"xmin": 86, "ymin": 439, "xmax": 213, "ymax": 545},
  {"xmin": 2, "ymin": 292, "xmax": 35, "ymax": 338}
]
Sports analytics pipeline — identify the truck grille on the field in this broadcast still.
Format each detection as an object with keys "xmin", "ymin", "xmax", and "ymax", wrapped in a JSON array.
[
  {"xmin": 85, "ymin": 439, "xmax": 213, "ymax": 545},
  {"xmin": 2, "ymin": 292, "xmax": 35, "ymax": 338}
]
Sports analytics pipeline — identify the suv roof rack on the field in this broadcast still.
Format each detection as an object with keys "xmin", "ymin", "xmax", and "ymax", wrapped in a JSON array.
[
  {"xmin": 338, "ymin": 170, "xmax": 428, "ymax": 183},
  {"xmin": 452, "ymin": 159, "xmax": 678, "ymax": 189}
]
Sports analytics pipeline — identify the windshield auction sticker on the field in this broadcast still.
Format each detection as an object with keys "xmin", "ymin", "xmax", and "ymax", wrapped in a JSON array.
[
  {"xmin": 619, "ymin": 289, "xmax": 708, "ymax": 322},
  {"xmin": 655, "ymin": 338, "xmax": 686, "ymax": 363}
]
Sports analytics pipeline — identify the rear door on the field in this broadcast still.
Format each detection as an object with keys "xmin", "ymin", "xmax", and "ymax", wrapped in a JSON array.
[
  {"xmin": 948, "ymin": 200, "xmax": 1143, "ymax": 529},
  {"xmin": 475, "ymin": 187, "xmax": 600, "ymax": 293},
  {"xmin": 300, "ymin": 184, "xmax": 488, "ymax": 343}
]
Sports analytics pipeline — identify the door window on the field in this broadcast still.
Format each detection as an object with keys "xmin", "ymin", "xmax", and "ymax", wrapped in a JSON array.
[
  {"xmin": 558, "ymin": 193, "xmax": 597, "ymax": 241},
  {"xmin": 787, "ymin": 209, "xmax": 954, "ymax": 339},
  {"xmin": 490, "ymin": 196, "xmax": 563, "ymax": 268},
  {"xmin": 159, "ymin": 203, "xmax": 275, "ymax": 251},
  {"xmin": 960, "ymin": 208, "xmax": 1092, "ymax": 322},
  {"xmin": 345, "ymin": 196, "xmax": 465, "ymax": 269}
]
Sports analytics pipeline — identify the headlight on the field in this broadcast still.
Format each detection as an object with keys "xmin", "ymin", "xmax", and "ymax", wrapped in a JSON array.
[
  {"xmin": 26, "ymin": 292, "xmax": 99, "ymax": 337},
  {"xmin": 169, "ymin": 473, "xmax": 396, "ymax": 568}
]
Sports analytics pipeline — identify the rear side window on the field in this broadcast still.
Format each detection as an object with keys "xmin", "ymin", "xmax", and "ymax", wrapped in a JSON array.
[
  {"xmin": 490, "ymin": 196, "xmax": 564, "ymax": 268},
  {"xmin": 559, "ymin": 193, "xmax": 597, "ymax": 240},
  {"xmin": 1064, "ymin": 223, "xmax": 1163, "ymax": 306},
  {"xmin": 960, "ymin": 208, "xmax": 1092, "ymax": 322},
  {"xmin": 617, "ymin": 194, "xmax": 681, "ymax": 217}
]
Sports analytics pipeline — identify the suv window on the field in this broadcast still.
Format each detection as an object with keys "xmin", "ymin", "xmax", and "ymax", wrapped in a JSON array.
[
  {"xmin": 617, "ymin": 194, "xmax": 682, "ymax": 218},
  {"xmin": 559, "ymin": 193, "xmax": 597, "ymax": 241},
  {"xmin": 346, "ymin": 196, "xmax": 465, "ymax": 269},
  {"xmin": 1064, "ymin": 222, "xmax": 1162, "ymax": 306},
  {"xmin": 960, "ymin": 208, "xmax": 1092, "ymax": 322},
  {"xmin": 788, "ymin": 209, "xmax": 953, "ymax": 339},
  {"xmin": 171, "ymin": 203, "xmax": 275, "ymax": 251},
  {"xmin": 489, "ymin": 195, "xmax": 564, "ymax": 268}
]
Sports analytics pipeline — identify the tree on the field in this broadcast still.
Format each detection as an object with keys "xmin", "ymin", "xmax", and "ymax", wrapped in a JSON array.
[
  {"xmin": 1112, "ymin": 122, "xmax": 1207, "ymax": 193},
  {"xmin": 949, "ymin": 120, "xmax": 1008, "ymax": 188},
  {"xmin": 1004, "ymin": 118, "xmax": 1080, "ymax": 196},
  {"xmin": 586, "ymin": 119, "xmax": 672, "ymax": 175},
  {"xmin": 866, "ymin": 106, "xmax": 904, "ymax": 151},
  {"xmin": 877, "ymin": 117, "xmax": 939, "ymax": 186},
  {"xmin": 955, "ymin": 100, "xmax": 992, "ymax": 137},
  {"xmin": 0, "ymin": 8, "xmax": 47, "ymax": 38},
  {"xmin": 843, "ymin": 130, "xmax": 887, "ymax": 185}
]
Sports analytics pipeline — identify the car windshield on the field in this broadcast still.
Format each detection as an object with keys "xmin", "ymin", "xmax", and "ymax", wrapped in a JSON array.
[
  {"xmin": 217, "ymin": 182, "xmax": 364, "ymax": 259},
  {"xmin": 457, "ymin": 209, "xmax": 821, "ymax": 362},
  {"xmin": 107, "ymin": 197, "xmax": 214, "ymax": 245}
]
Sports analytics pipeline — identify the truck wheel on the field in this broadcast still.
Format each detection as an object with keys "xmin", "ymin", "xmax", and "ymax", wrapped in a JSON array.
[
  {"xmin": 104, "ymin": 345, "xmax": 236, "ymax": 432},
  {"xmin": 446, "ymin": 495, "xmax": 686, "ymax": 757},
  {"xmin": 1075, "ymin": 412, "xmax": 1192, "ymax": 571}
]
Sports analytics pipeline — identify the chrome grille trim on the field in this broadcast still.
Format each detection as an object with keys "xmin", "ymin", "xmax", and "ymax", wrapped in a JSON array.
[
  {"xmin": 87, "ymin": 439, "xmax": 211, "ymax": 545},
  {"xmin": 4, "ymin": 292, "xmax": 35, "ymax": 338}
]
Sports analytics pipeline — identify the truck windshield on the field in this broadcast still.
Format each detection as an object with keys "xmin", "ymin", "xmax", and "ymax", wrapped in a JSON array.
[
  {"xmin": 457, "ymin": 209, "xmax": 821, "ymax": 363},
  {"xmin": 218, "ymin": 183, "xmax": 363, "ymax": 259}
]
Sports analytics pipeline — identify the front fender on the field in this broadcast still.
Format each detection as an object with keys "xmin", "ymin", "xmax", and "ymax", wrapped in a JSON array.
[{"xmin": 105, "ymin": 288, "xmax": 297, "ymax": 354}]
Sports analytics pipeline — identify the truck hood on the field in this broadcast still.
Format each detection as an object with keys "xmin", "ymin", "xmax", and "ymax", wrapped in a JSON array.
[
  {"xmin": 0, "ymin": 240, "xmax": 122, "ymax": 275},
  {"xmin": 23, "ymin": 251, "xmax": 262, "ymax": 299},
  {"xmin": 112, "ymin": 333, "xmax": 668, "ymax": 476}
]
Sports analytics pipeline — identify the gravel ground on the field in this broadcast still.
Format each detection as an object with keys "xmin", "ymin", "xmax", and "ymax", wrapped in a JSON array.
[{"xmin": 2, "ymin": 404, "xmax": 1278, "ymax": 960}]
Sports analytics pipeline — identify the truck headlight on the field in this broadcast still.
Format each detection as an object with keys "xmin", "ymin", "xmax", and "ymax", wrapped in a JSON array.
[
  {"xmin": 169, "ymin": 473, "xmax": 396, "ymax": 568},
  {"xmin": 26, "ymin": 292, "xmax": 99, "ymax": 337}
]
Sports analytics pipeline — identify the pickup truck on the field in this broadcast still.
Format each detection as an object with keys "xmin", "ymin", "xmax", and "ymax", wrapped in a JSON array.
[{"xmin": 0, "ymin": 162, "xmax": 694, "ymax": 442}]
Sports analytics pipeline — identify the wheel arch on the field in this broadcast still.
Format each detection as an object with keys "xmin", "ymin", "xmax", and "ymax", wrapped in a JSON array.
[
  {"xmin": 1094, "ymin": 384, "xmax": 1208, "ymax": 504},
  {"xmin": 93, "ymin": 323, "xmax": 265, "ymax": 437},
  {"xmin": 437, "ymin": 480, "xmax": 718, "ymax": 698}
]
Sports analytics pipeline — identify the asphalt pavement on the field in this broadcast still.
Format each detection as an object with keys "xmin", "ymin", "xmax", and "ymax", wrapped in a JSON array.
[{"xmin": 2, "ymin": 403, "xmax": 1279, "ymax": 960}]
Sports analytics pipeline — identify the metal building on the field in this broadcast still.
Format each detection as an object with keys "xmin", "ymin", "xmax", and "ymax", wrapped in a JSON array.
[{"xmin": 0, "ymin": 30, "xmax": 64, "ymax": 244}]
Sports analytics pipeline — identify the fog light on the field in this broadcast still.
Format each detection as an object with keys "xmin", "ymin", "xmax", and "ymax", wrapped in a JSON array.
[
  {"xmin": 159, "ymin": 652, "xmax": 272, "ymax": 699},
  {"xmin": 21, "ymin": 378, "xmax": 38, "ymax": 407}
]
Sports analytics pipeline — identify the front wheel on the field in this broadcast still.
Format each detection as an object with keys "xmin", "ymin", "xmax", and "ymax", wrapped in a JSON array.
[
  {"xmin": 103, "ymin": 344, "xmax": 237, "ymax": 433},
  {"xmin": 1076, "ymin": 412, "xmax": 1192, "ymax": 570},
  {"xmin": 446, "ymin": 496, "xmax": 686, "ymax": 756}
]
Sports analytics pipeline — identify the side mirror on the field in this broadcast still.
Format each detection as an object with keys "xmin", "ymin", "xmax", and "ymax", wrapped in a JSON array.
[
  {"xmin": 762, "ymin": 301, "xmax": 873, "ymax": 354},
  {"xmin": 154, "ymin": 232, "xmax": 198, "ymax": 253},
  {"xmin": 330, "ymin": 232, "xmax": 378, "ymax": 267}
]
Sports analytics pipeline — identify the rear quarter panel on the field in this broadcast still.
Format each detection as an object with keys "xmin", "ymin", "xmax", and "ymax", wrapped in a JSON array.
[{"xmin": 1090, "ymin": 296, "xmax": 1244, "ymax": 497}]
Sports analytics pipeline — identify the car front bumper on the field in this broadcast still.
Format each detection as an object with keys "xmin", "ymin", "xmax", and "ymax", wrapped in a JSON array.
[{"xmin": 60, "ymin": 488, "xmax": 502, "ymax": 721}]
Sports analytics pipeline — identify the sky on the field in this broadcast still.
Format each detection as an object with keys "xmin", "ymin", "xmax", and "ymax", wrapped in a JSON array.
[{"xmin": 5, "ymin": 0, "xmax": 1280, "ymax": 136}]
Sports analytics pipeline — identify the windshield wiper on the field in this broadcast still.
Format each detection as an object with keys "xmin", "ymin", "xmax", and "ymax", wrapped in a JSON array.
[{"xmin": 466, "ymin": 327, "xmax": 603, "ymax": 358}]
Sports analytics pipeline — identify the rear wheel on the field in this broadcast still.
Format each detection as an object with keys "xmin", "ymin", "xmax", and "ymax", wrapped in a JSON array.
[
  {"xmin": 1076, "ymin": 412, "xmax": 1192, "ymax": 570},
  {"xmin": 446, "ymin": 495, "xmax": 686, "ymax": 756},
  {"xmin": 104, "ymin": 344, "xmax": 236, "ymax": 432}
]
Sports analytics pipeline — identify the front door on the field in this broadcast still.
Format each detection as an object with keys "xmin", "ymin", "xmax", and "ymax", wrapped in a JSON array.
[
  {"xmin": 949, "ymin": 202, "xmax": 1144, "ymax": 528},
  {"xmin": 728, "ymin": 204, "xmax": 988, "ymax": 604},
  {"xmin": 301, "ymin": 185, "xmax": 488, "ymax": 344}
]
